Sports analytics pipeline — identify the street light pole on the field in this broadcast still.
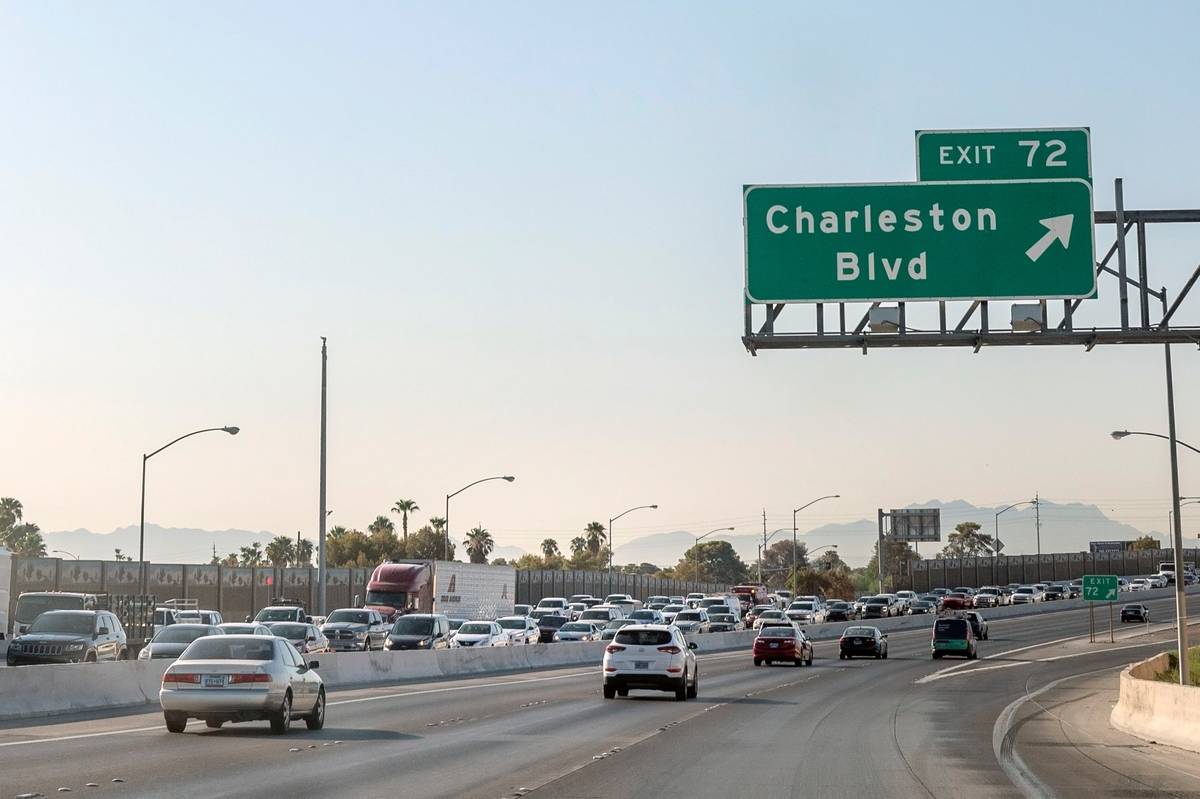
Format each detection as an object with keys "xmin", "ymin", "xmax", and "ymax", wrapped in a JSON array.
[
  {"xmin": 1111, "ymin": 419, "xmax": 1200, "ymax": 685},
  {"xmin": 51, "ymin": 549, "xmax": 79, "ymax": 560},
  {"xmin": 792, "ymin": 494, "xmax": 839, "ymax": 597},
  {"xmin": 994, "ymin": 499, "xmax": 1036, "ymax": 585},
  {"xmin": 445, "ymin": 476, "xmax": 516, "ymax": 561},
  {"xmin": 1168, "ymin": 498, "xmax": 1200, "ymax": 534},
  {"xmin": 318, "ymin": 336, "xmax": 328, "ymax": 615},
  {"xmin": 608, "ymin": 504, "xmax": 658, "ymax": 572},
  {"xmin": 139, "ymin": 425, "xmax": 239, "ymax": 597}
]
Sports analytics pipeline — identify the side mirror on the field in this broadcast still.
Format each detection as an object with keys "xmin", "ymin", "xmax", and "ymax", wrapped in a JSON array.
[
  {"xmin": 304, "ymin": 615, "xmax": 313, "ymax": 624},
  {"xmin": 245, "ymin": 616, "xmax": 252, "ymax": 623},
  {"xmin": 353, "ymin": 594, "xmax": 363, "ymax": 608},
  {"xmin": 882, "ymin": 634, "xmax": 888, "ymax": 639},
  {"xmin": 688, "ymin": 642, "xmax": 698, "ymax": 650},
  {"xmin": 308, "ymin": 660, "xmax": 320, "ymax": 670}
]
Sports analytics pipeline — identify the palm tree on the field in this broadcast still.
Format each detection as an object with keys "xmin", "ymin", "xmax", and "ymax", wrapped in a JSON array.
[
  {"xmin": 265, "ymin": 535, "xmax": 296, "ymax": 567},
  {"xmin": 429, "ymin": 516, "xmax": 447, "ymax": 535},
  {"xmin": 295, "ymin": 537, "xmax": 314, "ymax": 567},
  {"xmin": 2, "ymin": 522, "xmax": 45, "ymax": 557},
  {"xmin": 238, "ymin": 542, "xmax": 265, "ymax": 567},
  {"xmin": 391, "ymin": 499, "xmax": 420, "ymax": 542},
  {"xmin": 584, "ymin": 522, "xmax": 606, "ymax": 555},
  {"xmin": 540, "ymin": 538, "xmax": 561, "ymax": 559},
  {"xmin": 368, "ymin": 515, "xmax": 395, "ymax": 536},
  {"xmin": 569, "ymin": 536, "xmax": 588, "ymax": 556},
  {"xmin": 0, "ymin": 497, "xmax": 22, "ymax": 531},
  {"xmin": 463, "ymin": 526, "xmax": 495, "ymax": 564}
]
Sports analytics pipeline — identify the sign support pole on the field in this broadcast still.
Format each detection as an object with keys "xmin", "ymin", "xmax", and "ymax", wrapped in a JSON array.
[
  {"xmin": 1109, "ymin": 601, "xmax": 1115, "ymax": 644},
  {"xmin": 877, "ymin": 509, "xmax": 886, "ymax": 594}
]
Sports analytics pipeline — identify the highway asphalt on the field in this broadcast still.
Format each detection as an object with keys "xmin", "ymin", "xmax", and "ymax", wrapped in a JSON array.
[{"xmin": 2, "ymin": 595, "xmax": 1199, "ymax": 799}]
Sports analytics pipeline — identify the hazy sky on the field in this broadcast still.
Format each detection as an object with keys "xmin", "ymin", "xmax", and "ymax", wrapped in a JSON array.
[{"xmin": 5, "ymin": 2, "xmax": 1200, "ymax": 560}]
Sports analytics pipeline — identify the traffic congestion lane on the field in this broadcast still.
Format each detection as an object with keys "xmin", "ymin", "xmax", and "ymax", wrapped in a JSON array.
[{"xmin": 2, "ymin": 596, "xmax": 1196, "ymax": 799}]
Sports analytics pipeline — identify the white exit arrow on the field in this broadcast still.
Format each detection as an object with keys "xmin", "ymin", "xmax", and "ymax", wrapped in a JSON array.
[{"xmin": 1025, "ymin": 214, "xmax": 1074, "ymax": 263}]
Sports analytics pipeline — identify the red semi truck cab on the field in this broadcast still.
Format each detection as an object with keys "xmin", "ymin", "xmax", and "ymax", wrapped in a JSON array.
[
  {"xmin": 364, "ymin": 562, "xmax": 432, "ymax": 622},
  {"xmin": 731, "ymin": 585, "xmax": 768, "ymax": 610}
]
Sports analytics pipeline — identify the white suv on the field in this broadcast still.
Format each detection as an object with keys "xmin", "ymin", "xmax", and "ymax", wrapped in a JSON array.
[{"xmin": 602, "ymin": 624, "xmax": 698, "ymax": 701}]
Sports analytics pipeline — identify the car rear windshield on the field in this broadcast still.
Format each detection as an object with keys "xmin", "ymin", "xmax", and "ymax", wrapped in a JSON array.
[
  {"xmin": 865, "ymin": 598, "xmax": 888, "ymax": 605},
  {"xmin": 154, "ymin": 626, "xmax": 212, "ymax": 644},
  {"xmin": 459, "ymin": 623, "xmax": 493, "ymax": 635},
  {"xmin": 391, "ymin": 616, "xmax": 434, "ymax": 635},
  {"xmin": 181, "ymin": 638, "xmax": 275, "ymax": 661},
  {"xmin": 29, "ymin": 613, "xmax": 93, "ymax": 635},
  {"xmin": 327, "ymin": 610, "xmax": 370, "ymax": 624},
  {"xmin": 269, "ymin": 623, "xmax": 308, "ymax": 639},
  {"xmin": 663, "ymin": 605, "xmax": 685, "ymax": 613},
  {"xmin": 630, "ymin": 611, "xmax": 658, "ymax": 619},
  {"xmin": 1016, "ymin": 587, "xmax": 1034, "ymax": 594},
  {"xmin": 538, "ymin": 616, "xmax": 569, "ymax": 628},
  {"xmin": 498, "ymin": 618, "xmax": 526, "ymax": 629},
  {"xmin": 790, "ymin": 602, "xmax": 815, "ymax": 610},
  {"xmin": 614, "ymin": 630, "xmax": 673, "ymax": 646},
  {"xmin": 219, "ymin": 625, "xmax": 256, "ymax": 634},
  {"xmin": 580, "ymin": 610, "xmax": 610, "ymax": 619},
  {"xmin": 759, "ymin": 626, "xmax": 796, "ymax": 638},
  {"xmin": 934, "ymin": 619, "xmax": 969, "ymax": 638},
  {"xmin": 675, "ymin": 612, "xmax": 702, "ymax": 621},
  {"xmin": 844, "ymin": 627, "xmax": 875, "ymax": 637},
  {"xmin": 256, "ymin": 608, "xmax": 299, "ymax": 622},
  {"xmin": 710, "ymin": 615, "xmax": 734, "ymax": 622}
]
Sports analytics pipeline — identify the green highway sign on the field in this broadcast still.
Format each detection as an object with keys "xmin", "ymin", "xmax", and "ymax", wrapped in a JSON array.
[
  {"xmin": 744, "ymin": 180, "xmax": 1095, "ymax": 303},
  {"xmin": 917, "ymin": 128, "xmax": 1091, "ymax": 182},
  {"xmin": 1082, "ymin": 574, "xmax": 1119, "ymax": 602}
]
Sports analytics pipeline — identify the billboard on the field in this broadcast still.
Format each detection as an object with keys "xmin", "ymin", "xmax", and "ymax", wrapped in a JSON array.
[{"xmin": 889, "ymin": 508, "xmax": 941, "ymax": 542}]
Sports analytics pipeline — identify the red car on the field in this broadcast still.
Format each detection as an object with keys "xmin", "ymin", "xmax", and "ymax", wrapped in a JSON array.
[
  {"xmin": 752, "ymin": 625, "xmax": 813, "ymax": 667},
  {"xmin": 940, "ymin": 592, "xmax": 973, "ymax": 611}
]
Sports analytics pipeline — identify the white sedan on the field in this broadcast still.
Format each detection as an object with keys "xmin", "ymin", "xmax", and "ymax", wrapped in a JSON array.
[
  {"xmin": 450, "ymin": 621, "xmax": 511, "ymax": 648},
  {"xmin": 497, "ymin": 616, "xmax": 539, "ymax": 645}
]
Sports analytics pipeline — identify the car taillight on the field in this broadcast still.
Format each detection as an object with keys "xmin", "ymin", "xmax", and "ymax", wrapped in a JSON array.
[
  {"xmin": 605, "ymin": 645, "xmax": 625, "ymax": 653},
  {"xmin": 657, "ymin": 645, "xmax": 682, "ymax": 655},
  {"xmin": 162, "ymin": 672, "xmax": 200, "ymax": 684},
  {"xmin": 229, "ymin": 673, "xmax": 271, "ymax": 684}
]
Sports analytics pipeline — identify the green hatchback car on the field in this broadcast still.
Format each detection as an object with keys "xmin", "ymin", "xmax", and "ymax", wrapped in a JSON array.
[{"xmin": 931, "ymin": 617, "xmax": 978, "ymax": 659}]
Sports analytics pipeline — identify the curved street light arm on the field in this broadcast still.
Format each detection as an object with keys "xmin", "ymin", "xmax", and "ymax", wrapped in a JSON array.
[
  {"xmin": 449, "ymin": 475, "xmax": 515, "ymax": 500},
  {"xmin": 146, "ymin": 426, "xmax": 239, "ymax": 461},
  {"xmin": 1112, "ymin": 430, "xmax": 1200, "ymax": 456}
]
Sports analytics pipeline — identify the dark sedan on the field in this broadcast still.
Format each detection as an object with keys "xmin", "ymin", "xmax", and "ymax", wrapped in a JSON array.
[
  {"xmin": 138, "ymin": 623, "xmax": 222, "ymax": 660},
  {"xmin": 1121, "ymin": 603, "xmax": 1150, "ymax": 623},
  {"xmin": 535, "ymin": 614, "xmax": 570, "ymax": 643},
  {"xmin": 908, "ymin": 600, "xmax": 936, "ymax": 615},
  {"xmin": 839, "ymin": 626, "xmax": 888, "ymax": 659},
  {"xmin": 825, "ymin": 601, "xmax": 858, "ymax": 622}
]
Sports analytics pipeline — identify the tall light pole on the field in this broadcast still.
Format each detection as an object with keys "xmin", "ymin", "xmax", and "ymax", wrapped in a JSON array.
[
  {"xmin": 692, "ymin": 526, "xmax": 733, "ymax": 589},
  {"xmin": 608, "ymin": 504, "xmax": 658, "ymax": 571},
  {"xmin": 792, "ymin": 495, "xmax": 839, "ymax": 596},
  {"xmin": 446, "ymin": 476, "xmax": 515, "ymax": 560},
  {"xmin": 140, "ymin": 425, "xmax": 239, "ymax": 596},
  {"xmin": 1112, "ymin": 425, "xmax": 1198, "ymax": 684},
  {"xmin": 994, "ymin": 498, "xmax": 1037, "ymax": 585},
  {"xmin": 1168, "ymin": 498, "xmax": 1200, "ymax": 535},
  {"xmin": 318, "ymin": 336, "xmax": 328, "ymax": 615}
]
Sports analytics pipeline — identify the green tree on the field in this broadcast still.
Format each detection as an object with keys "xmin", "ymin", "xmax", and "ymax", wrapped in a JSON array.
[
  {"xmin": 295, "ymin": 537, "xmax": 314, "ymax": 567},
  {"xmin": 761, "ymin": 540, "xmax": 809, "ymax": 588},
  {"xmin": 1129, "ymin": 535, "xmax": 1160, "ymax": 551},
  {"xmin": 238, "ymin": 542, "xmax": 265, "ymax": 566},
  {"xmin": 391, "ymin": 499, "xmax": 420, "ymax": 543},
  {"xmin": 2, "ymin": 522, "xmax": 46, "ymax": 557},
  {"xmin": 221, "ymin": 551, "xmax": 239, "ymax": 567},
  {"xmin": 0, "ymin": 497, "xmax": 23, "ymax": 531},
  {"xmin": 114, "ymin": 548, "xmax": 132, "ymax": 562},
  {"xmin": 463, "ymin": 526, "xmax": 495, "ymax": 564},
  {"xmin": 513, "ymin": 553, "xmax": 544, "ymax": 571},
  {"xmin": 428, "ymin": 517, "xmax": 447, "ymax": 536},
  {"xmin": 584, "ymin": 522, "xmax": 607, "ymax": 556},
  {"xmin": 265, "ymin": 535, "xmax": 296, "ymax": 567},
  {"xmin": 674, "ymin": 540, "xmax": 748, "ymax": 584},
  {"xmin": 408, "ymin": 524, "xmax": 455, "ymax": 560},
  {"xmin": 569, "ymin": 536, "xmax": 588, "ymax": 557},
  {"xmin": 937, "ymin": 521, "xmax": 995, "ymax": 558},
  {"xmin": 866, "ymin": 538, "xmax": 920, "ymax": 593},
  {"xmin": 540, "ymin": 538, "xmax": 561, "ymax": 559},
  {"xmin": 491, "ymin": 557, "xmax": 509, "ymax": 566}
]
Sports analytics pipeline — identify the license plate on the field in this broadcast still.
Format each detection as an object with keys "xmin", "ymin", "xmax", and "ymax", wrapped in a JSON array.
[
  {"xmin": 854, "ymin": 639, "xmax": 863, "ymax": 645},
  {"xmin": 634, "ymin": 661, "xmax": 650, "ymax": 670},
  {"xmin": 202, "ymin": 675, "xmax": 227, "ymax": 688},
  {"xmin": 769, "ymin": 642, "xmax": 779, "ymax": 648}
]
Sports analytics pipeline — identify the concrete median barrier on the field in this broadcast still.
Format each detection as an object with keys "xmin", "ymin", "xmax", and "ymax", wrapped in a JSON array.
[
  {"xmin": 1111, "ymin": 650, "xmax": 1200, "ymax": 753},
  {"xmin": 0, "ymin": 659, "xmax": 171, "ymax": 721}
]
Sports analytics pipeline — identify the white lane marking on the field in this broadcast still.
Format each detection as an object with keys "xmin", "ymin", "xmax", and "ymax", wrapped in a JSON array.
[
  {"xmin": 914, "ymin": 633, "xmax": 1084, "ymax": 684},
  {"xmin": 919, "ymin": 641, "xmax": 1167, "ymax": 683},
  {"xmin": 992, "ymin": 666, "xmax": 1120, "ymax": 799},
  {"xmin": 0, "ymin": 650, "xmax": 754, "ymax": 748}
]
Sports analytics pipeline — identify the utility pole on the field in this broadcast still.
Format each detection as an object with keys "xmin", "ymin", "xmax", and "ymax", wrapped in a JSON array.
[
  {"xmin": 1164, "ymin": 333, "xmax": 1191, "ymax": 685},
  {"xmin": 318, "ymin": 337, "xmax": 328, "ymax": 616},
  {"xmin": 761, "ymin": 509, "xmax": 767, "ymax": 586},
  {"xmin": 877, "ymin": 508, "xmax": 885, "ymax": 594},
  {"xmin": 1034, "ymin": 492, "xmax": 1041, "ymax": 583}
]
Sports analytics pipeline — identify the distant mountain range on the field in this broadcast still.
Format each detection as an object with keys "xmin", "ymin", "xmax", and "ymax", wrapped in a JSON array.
[
  {"xmin": 611, "ymin": 499, "xmax": 1157, "ymax": 568},
  {"xmin": 42, "ymin": 499, "xmax": 1155, "ymax": 568}
]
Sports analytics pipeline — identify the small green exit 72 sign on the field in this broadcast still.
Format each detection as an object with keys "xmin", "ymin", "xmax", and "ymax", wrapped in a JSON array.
[
  {"xmin": 1082, "ymin": 574, "xmax": 1119, "ymax": 602},
  {"xmin": 917, "ymin": 128, "xmax": 1091, "ymax": 183}
]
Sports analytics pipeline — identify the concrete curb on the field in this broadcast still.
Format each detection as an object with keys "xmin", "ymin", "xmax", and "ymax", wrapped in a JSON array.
[{"xmin": 1110, "ymin": 650, "xmax": 1200, "ymax": 753}]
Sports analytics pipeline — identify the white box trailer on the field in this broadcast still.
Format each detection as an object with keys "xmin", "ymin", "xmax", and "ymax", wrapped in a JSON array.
[{"xmin": 432, "ymin": 561, "xmax": 515, "ymax": 620}]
